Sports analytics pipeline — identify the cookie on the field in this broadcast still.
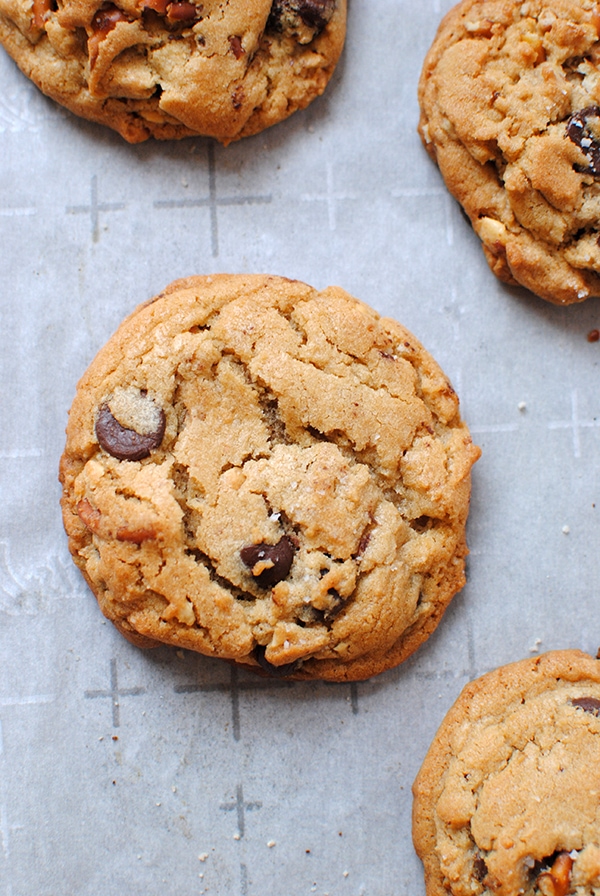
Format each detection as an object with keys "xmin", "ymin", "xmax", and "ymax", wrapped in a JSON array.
[
  {"xmin": 0, "ymin": 0, "xmax": 346, "ymax": 143},
  {"xmin": 59, "ymin": 274, "xmax": 480, "ymax": 682},
  {"xmin": 419, "ymin": 0, "xmax": 600, "ymax": 305},
  {"xmin": 413, "ymin": 649, "xmax": 600, "ymax": 896}
]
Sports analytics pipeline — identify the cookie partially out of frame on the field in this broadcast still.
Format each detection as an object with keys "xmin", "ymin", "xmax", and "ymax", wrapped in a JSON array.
[
  {"xmin": 413, "ymin": 649, "xmax": 600, "ymax": 896},
  {"xmin": 419, "ymin": 0, "xmax": 600, "ymax": 305},
  {"xmin": 59, "ymin": 274, "xmax": 480, "ymax": 682},
  {"xmin": 0, "ymin": 0, "xmax": 346, "ymax": 143}
]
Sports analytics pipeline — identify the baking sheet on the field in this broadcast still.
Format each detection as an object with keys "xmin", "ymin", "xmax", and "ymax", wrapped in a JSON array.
[{"xmin": 1, "ymin": 0, "xmax": 600, "ymax": 893}]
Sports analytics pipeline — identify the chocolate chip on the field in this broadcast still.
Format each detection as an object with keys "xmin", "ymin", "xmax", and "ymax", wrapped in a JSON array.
[
  {"xmin": 229, "ymin": 35, "xmax": 244, "ymax": 58},
  {"xmin": 240, "ymin": 536, "xmax": 296, "ymax": 588},
  {"xmin": 95, "ymin": 402, "xmax": 166, "ymax": 461},
  {"xmin": 571, "ymin": 696, "xmax": 600, "ymax": 715},
  {"xmin": 566, "ymin": 106, "xmax": 600, "ymax": 177},
  {"xmin": 254, "ymin": 644, "xmax": 300, "ymax": 677},
  {"xmin": 356, "ymin": 530, "xmax": 371, "ymax": 556},
  {"xmin": 268, "ymin": 0, "xmax": 336, "ymax": 35},
  {"xmin": 473, "ymin": 856, "xmax": 488, "ymax": 882},
  {"xmin": 323, "ymin": 589, "xmax": 346, "ymax": 622}
]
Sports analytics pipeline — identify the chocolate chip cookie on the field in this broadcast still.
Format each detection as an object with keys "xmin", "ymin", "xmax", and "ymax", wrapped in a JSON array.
[
  {"xmin": 419, "ymin": 0, "xmax": 600, "ymax": 305},
  {"xmin": 413, "ymin": 649, "xmax": 600, "ymax": 896},
  {"xmin": 0, "ymin": 0, "xmax": 346, "ymax": 143},
  {"xmin": 59, "ymin": 274, "xmax": 480, "ymax": 681}
]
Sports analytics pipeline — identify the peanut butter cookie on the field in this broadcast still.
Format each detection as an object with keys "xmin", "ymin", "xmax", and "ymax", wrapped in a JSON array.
[
  {"xmin": 419, "ymin": 0, "xmax": 600, "ymax": 304},
  {"xmin": 0, "ymin": 0, "xmax": 346, "ymax": 143},
  {"xmin": 413, "ymin": 649, "xmax": 600, "ymax": 896},
  {"xmin": 59, "ymin": 275, "xmax": 480, "ymax": 681}
]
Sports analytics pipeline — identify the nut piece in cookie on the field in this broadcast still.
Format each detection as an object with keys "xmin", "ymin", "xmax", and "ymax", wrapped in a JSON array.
[
  {"xmin": 0, "ymin": 0, "xmax": 346, "ymax": 143},
  {"xmin": 59, "ymin": 274, "xmax": 480, "ymax": 681},
  {"xmin": 418, "ymin": 0, "xmax": 600, "ymax": 304},
  {"xmin": 413, "ymin": 649, "xmax": 600, "ymax": 896}
]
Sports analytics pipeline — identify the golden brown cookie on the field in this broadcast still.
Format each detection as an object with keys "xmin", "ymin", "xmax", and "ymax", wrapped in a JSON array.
[
  {"xmin": 0, "ymin": 0, "xmax": 346, "ymax": 143},
  {"xmin": 413, "ymin": 649, "xmax": 600, "ymax": 896},
  {"xmin": 59, "ymin": 274, "xmax": 480, "ymax": 681},
  {"xmin": 419, "ymin": 0, "xmax": 600, "ymax": 305}
]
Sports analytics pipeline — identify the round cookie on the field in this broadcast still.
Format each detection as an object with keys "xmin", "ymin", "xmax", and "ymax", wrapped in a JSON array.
[
  {"xmin": 419, "ymin": 0, "xmax": 600, "ymax": 305},
  {"xmin": 59, "ymin": 274, "xmax": 480, "ymax": 682},
  {"xmin": 0, "ymin": 0, "xmax": 346, "ymax": 143},
  {"xmin": 413, "ymin": 649, "xmax": 600, "ymax": 896}
]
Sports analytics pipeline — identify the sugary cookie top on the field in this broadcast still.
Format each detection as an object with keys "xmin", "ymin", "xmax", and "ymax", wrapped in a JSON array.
[
  {"xmin": 413, "ymin": 650, "xmax": 600, "ymax": 896},
  {"xmin": 0, "ymin": 0, "xmax": 346, "ymax": 142},
  {"xmin": 60, "ymin": 275, "xmax": 479, "ymax": 681},
  {"xmin": 419, "ymin": 0, "xmax": 600, "ymax": 304}
]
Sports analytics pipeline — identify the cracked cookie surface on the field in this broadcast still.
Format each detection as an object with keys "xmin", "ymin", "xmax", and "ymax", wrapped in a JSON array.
[
  {"xmin": 0, "ymin": 0, "xmax": 345, "ymax": 142},
  {"xmin": 59, "ymin": 274, "xmax": 480, "ymax": 681},
  {"xmin": 419, "ymin": 0, "xmax": 600, "ymax": 304},
  {"xmin": 413, "ymin": 650, "xmax": 600, "ymax": 896}
]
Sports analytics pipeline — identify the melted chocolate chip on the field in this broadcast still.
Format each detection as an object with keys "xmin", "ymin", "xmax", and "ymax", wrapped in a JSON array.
[
  {"xmin": 254, "ymin": 644, "xmax": 300, "ymax": 677},
  {"xmin": 566, "ymin": 106, "xmax": 600, "ymax": 177},
  {"xmin": 229, "ymin": 34, "xmax": 244, "ymax": 58},
  {"xmin": 268, "ymin": 0, "xmax": 335, "ymax": 34},
  {"xmin": 571, "ymin": 696, "xmax": 600, "ymax": 716},
  {"xmin": 95, "ymin": 402, "xmax": 166, "ymax": 461},
  {"xmin": 240, "ymin": 536, "xmax": 296, "ymax": 588},
  {"xmin": 473, "ymin": 856, "xmax": 488, "ymax": 882}
]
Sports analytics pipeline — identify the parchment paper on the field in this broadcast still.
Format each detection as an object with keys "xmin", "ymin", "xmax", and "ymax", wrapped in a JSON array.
[{"xmin": 1, "ymin": 1, "xmax": 599, "ymax": 893}]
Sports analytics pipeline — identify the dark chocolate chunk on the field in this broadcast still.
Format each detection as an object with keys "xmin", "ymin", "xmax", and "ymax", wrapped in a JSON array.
[
  {"xmin": 566, "ymin": 106, "xmax": 600, "ymax": 177},
  {"xmin": 240, "ymin": 536, "xmax": 296, "ymax": 588},
  {"xmin": 95, "ymin": 402, "xmax": 166, "ymax": 461},
  {"xmin": 268, "ymin": 0, "xmax": 335, "ymax": 35},
  {"xmin": 254, "ymin": 644, "xmax": 300, "ymax": 677},
  {"xmin": 571, "ymin": 696, "xmax": 600, "ymax": 716}
]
